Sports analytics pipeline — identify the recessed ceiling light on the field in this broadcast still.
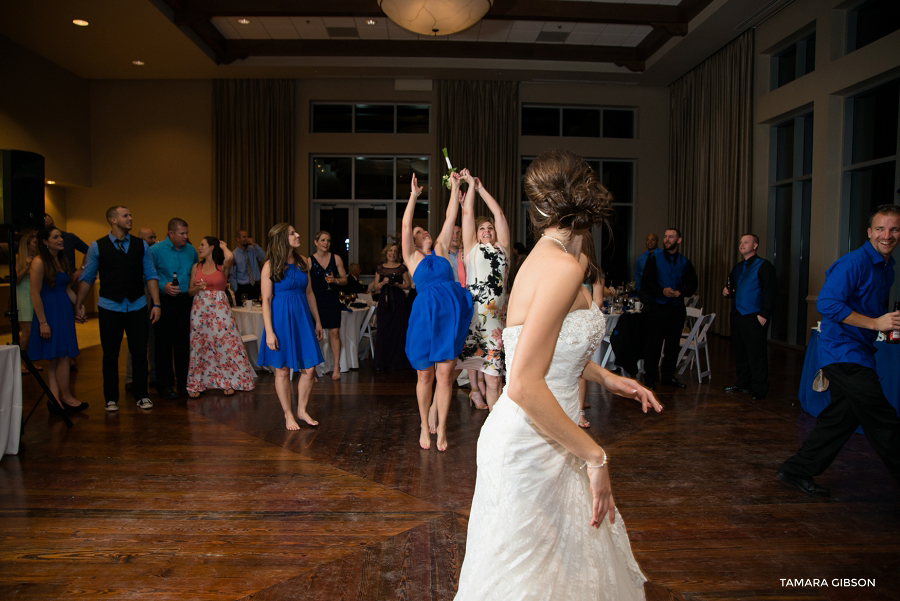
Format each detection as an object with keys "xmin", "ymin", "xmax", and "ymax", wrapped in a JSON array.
[
  {"xmin": 132, "ymin": 60, "xmax": 145, "ymax": 66},
  {"xmin": 46, "ymin": 180, "xmax": 56, "ymax": 185},
  {"xmin": 237, "ymin": 18, "xmax": 251, "ymax": 25},
  {"xmin": 366, "ymin": 19, "xmax": 377, "ymax": 25},
  {"xmin": 72, "ymin": 19, "xmax": 89, "ymax": 27}
]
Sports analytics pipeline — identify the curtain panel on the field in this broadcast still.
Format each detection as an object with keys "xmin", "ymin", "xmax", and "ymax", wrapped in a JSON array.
[
  {"xmin": 669, "ymin": 30, "xmax": 754, "ymax": 336},
  {"xmin": 213, "ymin": 79, "xmax": 295, "ymax": 248},
  {"xmin": 433, "ymin": 80, "xmax": 519, "ymax": 244}
]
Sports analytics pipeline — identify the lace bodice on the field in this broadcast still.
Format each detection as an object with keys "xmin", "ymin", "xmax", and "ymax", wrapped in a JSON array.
[{"xmin": 502, "ymin": 303, "xmax": 606, "ymax": 418}]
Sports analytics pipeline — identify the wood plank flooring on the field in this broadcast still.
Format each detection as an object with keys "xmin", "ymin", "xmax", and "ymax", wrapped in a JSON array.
[{"xmin": 2, "ymin": 335, "xmax": 898, "ymax": 600}]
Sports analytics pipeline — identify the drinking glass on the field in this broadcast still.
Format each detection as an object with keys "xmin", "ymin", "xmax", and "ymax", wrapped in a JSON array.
[{"xmin": 326, "ymin": 269, "xmax": 333, "ymax": 290}]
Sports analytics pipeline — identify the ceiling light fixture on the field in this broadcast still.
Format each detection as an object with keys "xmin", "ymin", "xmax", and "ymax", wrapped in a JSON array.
[
  {"xmin": 366, "ymin": 19, "xmax": 377, "ymax": 25},
  {"xmin": 378, "ymin": 0, "xmax": 492, "ymax": 36},
  {"xmin": 72, "ymin": 19, "xmax": 89, "ymax": 27},
  {"xmin": 132, "ymin": 60, "xmax": 145, "ymax": 66},
  {"xmin": 46, "ymin": 180, "xmax": 56, "ymax": 185},
  {"xmin": 237, "ymin": 18, "xmax": 251, "ymax": 25}
]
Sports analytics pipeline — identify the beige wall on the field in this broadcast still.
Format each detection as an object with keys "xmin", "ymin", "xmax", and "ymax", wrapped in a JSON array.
[
  {"xmin": 66, "ymin": 79, "xmax": 214, "ymax": 250},
  {"xmin": 753, "ymin": 0, "xmax": 900, "ymax": 337},
  {"xmin": 0, "ymin": 34, "xmax": 90, "ymax": 187}
]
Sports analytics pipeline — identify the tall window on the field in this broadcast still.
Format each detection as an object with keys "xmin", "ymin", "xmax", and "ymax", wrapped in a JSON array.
[
  {"xmin": 768, "ymin": 112, "xmax": 813, "ymax": 346},
  {"xmin": 842, "ymin": 78, "xmax": 900, "ymax": 304},
  {"xmin": 310, "ymin": 103, "xmax": 430, "ymax": 134},
  {"xmin": 311, "ymin": 156, "xmax": 429, "ymax": 274},
  {"xmin": 520, "ymin": 157, "xmax": 635, "ymax": 285},
  {"xmin": 521, "ymin": 105, "xmax": 636, "ymax": 138},
  {"xmin": 847, "ymin": 0, "xmax": 900, "ymax": 53},
  {"xmin": 770, "ymin": 29, "xmax": 816, "ymax": 90}
]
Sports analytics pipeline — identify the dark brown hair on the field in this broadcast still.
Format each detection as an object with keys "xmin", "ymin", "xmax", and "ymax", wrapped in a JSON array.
[
  {"xmin": 524, "ymin": 149, "xmax": 613, "ymax": 233},
  {"xmin": 580, "ymin": 232, "xmax": 604, "ymax": 286},
  {"xmin": 265, "ymin": 223, "xmax": 308, "ymax": 282},
  {"xmin": 37, "ymin": 227, "xmax": 72, "ymax": 287}
]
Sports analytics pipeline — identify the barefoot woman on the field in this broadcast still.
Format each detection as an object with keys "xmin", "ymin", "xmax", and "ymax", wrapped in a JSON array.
[
  {"xmin": 401, "ymin": 173, "xmax": 473, "ymax": 451},
  {"xmin": 258, "ymin": 223, "xmax": 324, "ymax": 430}
]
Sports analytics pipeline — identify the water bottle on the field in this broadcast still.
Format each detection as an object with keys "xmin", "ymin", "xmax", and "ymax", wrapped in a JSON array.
[{"xmin": 171, "ymin": 271, "xmax": 179, "ymax": 293}]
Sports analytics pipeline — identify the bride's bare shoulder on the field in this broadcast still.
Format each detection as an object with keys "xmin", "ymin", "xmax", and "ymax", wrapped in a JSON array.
[{"xmin": 507, "ymin": 250, "xmax": 583, "ymax": 325}]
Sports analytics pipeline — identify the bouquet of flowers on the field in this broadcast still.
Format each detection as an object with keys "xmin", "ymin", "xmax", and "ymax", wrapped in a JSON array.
[{"xmin": 440, "ymin": 147, "xmax": 458, "ymax": 190}]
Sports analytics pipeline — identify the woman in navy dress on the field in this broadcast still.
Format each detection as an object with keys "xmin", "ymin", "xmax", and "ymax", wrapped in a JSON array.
[
  {"xmin": 310, "ymin": 231, "xmax": 348, "ymax": 380},
  {"xmin": 372, "ymin": 242, "xmax": 412, "ymax": 371},
  {"xmin": 402, "ymin": 172, "xmax": 474, "ymax": 451},
  {"xmin": 29, "ymin": 226, "xmax": 87, "ymax": 415},
  {"xmin": 258, "ymin": 223, "xmax": 324, "ymax": 430}
]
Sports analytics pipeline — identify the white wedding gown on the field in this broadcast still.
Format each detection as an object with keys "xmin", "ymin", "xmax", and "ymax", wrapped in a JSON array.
[{"xmin": 455, "ymin": 303, "xmax": 647, "ymax": 601}]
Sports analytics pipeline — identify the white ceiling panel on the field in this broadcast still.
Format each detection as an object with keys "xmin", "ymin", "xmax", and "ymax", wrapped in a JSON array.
[
  {"xmin": 477, "ymin": 20, "xmax": 512, "ymax": 42},
  {"xmin": 566, "ymin": 32, "xmax": 599, "ymax": 45},
  {"xmin": 321, "ymin": 16, "xmax": 357, "ymax": 27},
  {"xmin": 449, "ymin": 23, "xmax": 483, "ymax": 41},
  {"xmin": 258, "ymin": 17, "xmax": 299, "ymax": 39},
  {"xmin": 386, "ymin": 20, "xmax": 418, "ymax": 40},
  {"xmin": 506, "ymin": 30, "xmax": 541, "ymax": 44},
  {"xmin": 290, "ymin": 17, "xmax": 329, "ymax": 39},
  {"xmin": 595, "ymin": 33, "xmax": 630, "ymax": 45}
]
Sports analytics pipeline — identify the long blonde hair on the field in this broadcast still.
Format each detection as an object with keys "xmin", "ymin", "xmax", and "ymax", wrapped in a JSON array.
[
  {"xmin": 16, "ymin": 230, "xmax": 37, "ymax": 275},
  {"xmin": 265, "ymin": 223, "xmax": 308, "ymax": 283}
]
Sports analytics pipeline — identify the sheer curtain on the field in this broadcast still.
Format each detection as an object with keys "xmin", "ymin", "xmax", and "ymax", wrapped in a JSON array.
[
  {"xmin": 213, "ymin": 79, "xmax": 295, "ymax": 246},
  {"xmin": 433, "ymin": 80, "xmax": 519, "ymax": 243},
  {"xmin": 669, "ymin": 30, "xmax": 754, "ymax": 335}
]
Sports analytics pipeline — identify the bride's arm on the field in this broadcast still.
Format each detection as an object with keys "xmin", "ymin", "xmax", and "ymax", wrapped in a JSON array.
[
  {"xmin": 581, "ymin": 362, "xmax": 662, "ymax": 413},
  {"xmin": 506, "ymin": 255, "xmax": 614, "ymax": 529}
]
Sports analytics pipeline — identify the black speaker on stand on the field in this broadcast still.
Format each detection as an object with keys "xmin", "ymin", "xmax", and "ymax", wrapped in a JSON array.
[{"xmin": 1, "ymin": 149, "xmax": 73, "ymax": 428}]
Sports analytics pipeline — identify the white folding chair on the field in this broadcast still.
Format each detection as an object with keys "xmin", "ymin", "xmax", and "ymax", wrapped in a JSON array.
[
  {"xmin": 686, "ymin": 295, "xmax": 700, "ymax": 308},
  {"xmin": 684, "ymin": 306, "xmax": 702, "ymax": 335},
  {"xmin": 677, "ymin": 313, "xmax": 716, "ymax": 382},
  {"xmin": 358, "ymin": 305, "xmax": 376, "ymax": 359}
]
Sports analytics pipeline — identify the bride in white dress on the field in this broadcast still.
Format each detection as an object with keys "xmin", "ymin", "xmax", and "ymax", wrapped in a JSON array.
[{"xmin": 455, "ymin": 149, "xmax": 662, "ymax": 601}]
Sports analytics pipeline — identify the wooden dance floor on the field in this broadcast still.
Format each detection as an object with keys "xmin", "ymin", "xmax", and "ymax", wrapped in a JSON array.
[{"xmin": 2, "ymin": 336, "xmax": 898, "ymax": 600}]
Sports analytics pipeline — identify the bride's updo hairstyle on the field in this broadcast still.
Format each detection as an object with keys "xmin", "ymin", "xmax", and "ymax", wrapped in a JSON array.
[{"xmin": 525, "ymin": 149, "xmax": 613, "ymax": 232}]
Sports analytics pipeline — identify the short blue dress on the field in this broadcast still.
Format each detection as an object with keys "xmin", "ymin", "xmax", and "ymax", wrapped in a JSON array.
[
  {"xmin": 28, "ymin": 271, "xmax": 79, "ymax": 360},
  {"xmin": 405, "ymin": 253, "xmax": 474, "ymax": 370},
  {"xmin": 258, "ymin": 263, "xmax": 324, "ymax": 370}
]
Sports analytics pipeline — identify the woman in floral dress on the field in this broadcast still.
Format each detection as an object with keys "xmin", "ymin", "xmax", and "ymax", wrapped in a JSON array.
[
  {"xmin": 186, "ymin": 236, "xmax": 255, "ymax": 398},
  {"xmin": 456, "ymin": 170, "xmax": 511, "ymax": 411}
]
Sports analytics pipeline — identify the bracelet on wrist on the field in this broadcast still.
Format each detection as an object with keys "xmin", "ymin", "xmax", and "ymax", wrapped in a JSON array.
[
  {"xmin": 581, "ymin": 451, "xmax": 608, "ymax": 470},
  {"xmin": 153, "ymin": 304, "xmax": 161, "ymax": 308}
]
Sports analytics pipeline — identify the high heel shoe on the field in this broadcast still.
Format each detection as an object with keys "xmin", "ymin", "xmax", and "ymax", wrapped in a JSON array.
[
  {"xmin": 64, "ymin": 402, "xmax": 89, "ymax": 412},
  {"xmin": 469, "ymin": 391, "xmax": 488, "ymax": 410},
  {"xmin": 46, "ymin": 399, "xmax": 67, "ymax": 416}
]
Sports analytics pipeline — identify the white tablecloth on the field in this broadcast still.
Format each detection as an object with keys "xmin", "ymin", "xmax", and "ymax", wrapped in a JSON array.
[
  {"xmin": 0, "ymin": 345, "xmax": 23, "ymax": 455},
  {"xmin": 231, "ymin": 306, "xmax": 264, "ymax": 369},
  {"xmin": 317, "ymin": 304, "xmax": 375, "ymax": 375},
  {"xmin": 231, "ymin": 304, "xmax": 374, "ymax": 374}
]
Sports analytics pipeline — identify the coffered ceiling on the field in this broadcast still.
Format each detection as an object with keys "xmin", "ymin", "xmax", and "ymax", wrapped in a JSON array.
[{"xmin": 0, "ymin": 0, "xmax": 793, "ymax": 85}]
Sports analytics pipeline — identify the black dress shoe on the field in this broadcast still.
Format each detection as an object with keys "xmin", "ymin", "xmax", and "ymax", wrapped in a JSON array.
[
  {"xmin": 661, "ymin": 378, "xmax": 686, "ymax": 389},
  {"xmin": 751, "ymin": 392, "xmax": 767, "ymax": 400},
  {"xmin": 776, "ymin": 469, "xmax": 830, "ymax": 498},
  {"xmin": 724, "ymin": 385, "xmax": 750, "ymax": 393},
  {"xmin": 158, "ymin": 387, "xmax": 178, "ymax": 400},
  {"xmin": 64, "ymin": 402, "xmax": 89, "ymax": 412},
  {"xmin": 46, "ymin": 399, "xmax": 66, "ymax": 416}
]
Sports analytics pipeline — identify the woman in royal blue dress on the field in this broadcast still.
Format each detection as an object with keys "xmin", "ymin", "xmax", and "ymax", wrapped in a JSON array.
[
  {"xmin": 258, "ymin": 223, "xmax": 324, "ymax": 430},
  {"xmin": 401, "ymin": 173, "xmax": 474, "ymax": 451},
  {"xmin": 29, "ymin": 226, "xmax": 87, "ymax": 415}
]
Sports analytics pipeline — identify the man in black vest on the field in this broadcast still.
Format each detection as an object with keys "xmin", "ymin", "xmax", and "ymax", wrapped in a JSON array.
[
  {"xmin": 722, "ymin": 234, "xmax": 777, "ymax": 400},
  {"xmin": 75, "ymin": 206, "xmax": 161, "ymax": 411},
  {"xmin": 640, "ymin": 228, "xmax": 698, "ymax": 390}
]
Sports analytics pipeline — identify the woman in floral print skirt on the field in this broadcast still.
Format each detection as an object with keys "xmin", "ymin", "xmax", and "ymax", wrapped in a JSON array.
[{"xmin": 186, "ymin": 236, "xmax": 255, "ymax": 398}]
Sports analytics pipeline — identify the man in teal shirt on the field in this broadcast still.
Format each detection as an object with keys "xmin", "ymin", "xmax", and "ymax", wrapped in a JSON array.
[{"xmin": 150, "ymin": 218, "xmax": 198, "ymax": 399}]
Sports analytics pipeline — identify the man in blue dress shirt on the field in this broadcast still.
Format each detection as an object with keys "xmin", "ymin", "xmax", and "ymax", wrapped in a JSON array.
[
  {"xmin": 633, "ymin": 232, "xmax": 658, "ymax": 292},
  {"xmin": 75, "ymin": 206, "xmax": 160, "ymax": 412},
  {"xmin": 722, "ymin": 234, "xmax": 776, "ymax": 400},
  {"xmin": 150, "ymin": 218, "xmax": 198, "ymax": 400},
  {"xmin": 777, "ymin": 205, "xmax": 900, "ymax": 497},
  {"xmin": 230, "ymin": 230, "xmax": 265, "ymax": 302}
]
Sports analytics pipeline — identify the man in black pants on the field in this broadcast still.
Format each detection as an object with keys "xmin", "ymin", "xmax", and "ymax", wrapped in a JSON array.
[
  {"xmin": 150, "ymin": 218, "xmax": 198, "ymax": 399},
  {"xmin": 75, "ymin": 206, "xmax": 161, "ymax": 412},
  {"xmin": 722, "ymin": 234, "xmax": 776, "ymax": 400},
  {"xmin": 777, "ymin": 205, "xmax": 900, "ymax": 497},
  {"xmin": 640, "ymin": 228, "xmax": 698, "ymax": 390}
]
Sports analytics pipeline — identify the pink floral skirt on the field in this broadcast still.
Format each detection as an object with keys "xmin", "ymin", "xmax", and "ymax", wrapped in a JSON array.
[{"xmin": 187, "ymin": 291, "xmax": 256, "ymax": 394}]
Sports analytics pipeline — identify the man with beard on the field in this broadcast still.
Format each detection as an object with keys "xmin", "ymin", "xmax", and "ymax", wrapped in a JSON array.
[
  {"xmin": 777, "ymin": 205, "xmax": 900, "ymax": 497},
  {"xmin": 640, "ymin": 228, "xmax": 698, "ymax": 390}
]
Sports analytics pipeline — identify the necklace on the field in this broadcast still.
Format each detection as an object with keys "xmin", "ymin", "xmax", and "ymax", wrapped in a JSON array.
[{"xmin": 541, "ymin": 233, "xmax": 567, "ymax": 253}]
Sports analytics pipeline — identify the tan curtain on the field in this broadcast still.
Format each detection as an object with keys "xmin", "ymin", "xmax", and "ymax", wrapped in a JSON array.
[
  {"xmin": 433, "ymin": 80, "xmax": 519, "ymax": 242},
  {"xmin": 213, "ymin": 79, "xmax": 295, "ymax": 247},
  {"xmin": 669, "ymin": 30, "xmax": 754, "ymax": 335}
]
